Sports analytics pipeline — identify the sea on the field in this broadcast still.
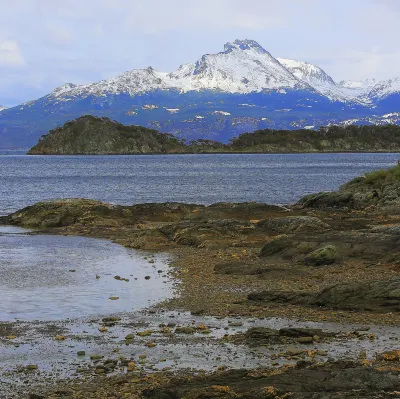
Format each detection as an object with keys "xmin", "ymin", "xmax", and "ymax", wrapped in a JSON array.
[{"xmin": 0, "ymin": 152, "xmax": 399, "ymax": 216}]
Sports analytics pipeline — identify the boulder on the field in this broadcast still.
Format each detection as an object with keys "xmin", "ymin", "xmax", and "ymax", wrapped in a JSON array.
[
  {"xmin": 304, "ymin": 245, "xmax": 337, "ymax": 266},
  {"xmin": 259, "ymin": 236, "xmax": 291, "ymax": 257},
  {"xmin": 248, "ymin": 278, "xmax": 400, "ymax": 313},
  {"xmin": 257, "ymin": 216, "xmax": 331, "ymax": 234}
]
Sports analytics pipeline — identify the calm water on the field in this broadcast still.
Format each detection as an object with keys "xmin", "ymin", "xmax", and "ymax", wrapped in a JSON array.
[
  {"xmin": 0, "ymin": 226, "xmax": 173, "ymax": 321},
  {"xmin": 0, "ymin": 153, "xmax": 399, "ymax": 215}
]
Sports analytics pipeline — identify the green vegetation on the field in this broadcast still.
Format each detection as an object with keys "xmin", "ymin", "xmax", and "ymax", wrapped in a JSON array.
[
  {"xmin": 28, "ymin": 116, "xmax": 400, "ymax": 155},
  {"xmin": 229, "ymin": 124, "xmax": 400, "ymax": 153},
  {"xmin": 28, "ymin": 115, "xmax": 187, "ymax": 155},
  {"xmin": 364, "ymin": 164, "xmax": 400, "ymax": 185}
]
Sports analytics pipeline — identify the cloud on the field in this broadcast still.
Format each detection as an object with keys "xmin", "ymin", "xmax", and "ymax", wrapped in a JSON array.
[
  {"xmin": 0, "ymin": 0, "xmax": 399, "ymax": 105},
  {"xmin": 0, "ymin": 40, "xmax": 25, "ymax": 67},
  {"xmin": 45, "ymin": 24, "xmax": 75, "ymax": 45}
]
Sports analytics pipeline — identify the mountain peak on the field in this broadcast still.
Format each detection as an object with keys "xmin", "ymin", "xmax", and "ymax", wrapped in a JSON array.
[
  {"xmin": 51, "ymin": 83, "xmax": 77, "ymax": 97},
  {"xmin": 223, "ymin": 39, "xmax": 268, "ymax": 55}
]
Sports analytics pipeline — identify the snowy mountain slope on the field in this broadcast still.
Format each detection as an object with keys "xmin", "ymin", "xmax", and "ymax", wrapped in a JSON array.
[
  {"xmin": 338, "ymin": 78, "xmax": 377, "ymax": 90},
  {"xmin": 0, "ymin": 105, "xmax": 7, "ymax": 112},
  {"xmin": 366, "ymin": 77, "xmax": 400, "ymax": 100},
  {"xmin": 165, "ymin": 40, "xmax": 307, "ymax": 93},
  {"xmin": 277, "ymin": 58, "xmax": 375, "ymax": 103},
  {"xmin": 277, "ymin": 58, "xmax": 335, "ymax": 86},
  {"xmin": 49, "ymin": 40, "xmax": 310, "ymax": 101}
]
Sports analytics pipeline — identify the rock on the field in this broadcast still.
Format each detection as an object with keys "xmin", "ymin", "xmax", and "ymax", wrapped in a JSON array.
[
  {"xmin": 77, "ymin": 351, "xmax": 86, "ymax": 356},
  {"xmin": 304, "ymin": 245, "xmax": 337, "ymax": 266},
  {"xmin": 90, "ymin": 354, "xmax": 103, "ymax": 360},
  {"xmin": 125, "ymin": 334, "xmax": 135, "ymax": 340},
  {"xmin": 249, "ymin": 278, "xmax": 400, "ymax": 313},
  {"xmin": 175, "ymin": 326, "xmax": 196, "ymax": 334},
  {"xmin": 228, "ymin": 321, "xmax": 243, "ymax": 327},
  {"xmin": 286, "ymin": 347, "xmax": 304, "ymax": 356},
  {"xmin": 55, "ymin": 335, "xmax": 66, "ymax": 341},
  {"xmin": 137, "ymin": 330, "xmax": 153, "ymax": 337},
  {"xmin": 388, "ymin": 289, "xmax": 400, "ymax": 299},
  {"xmin": 102, "ymin": 316, "xmax": 121, "ymax": 323},
  {"xmin": 109, "ymin": 296, "xmax": 119, "ymax": 300},
  {"xmin": 279, "ymin": 327, "xmax": 330, "ymax": 338},
  {"xmin": 297, "ymin": 336, "xmax": 314, "ymax": 344},
  {"xmin": 214, "ymin": 262, "xmax": 266, "ymax": 275},
  {"xmin": 259, "ymin": 236, "xmax": 290, "ymax": 257},
  {"xmin": 245, "ymin": 327, "xmax": 279, "ymax": 343},
  {"xmin": 296, "ymin": 168, "xmax": 400, "ymax": 210},
  {"xmin": 257, "ymin": 216, "xmax": 331, "ymax": 234},
  {"xmin": 95, "ymin": 368, "xmax": 105, "ymax": 374},
  {"xmin": 313, "ymin": 278, "xmax": 400, "ymax": 312},
  {"xmin": 26, "ymin": 364, "xmax": 39, "ymax": 370},
  {"xmin": 160, "ymin": 219, "xmax": 254, "ymax": 247},
  {"xmin": 145, "ymin": 276, "xmax": 151, "ymax": 280}
]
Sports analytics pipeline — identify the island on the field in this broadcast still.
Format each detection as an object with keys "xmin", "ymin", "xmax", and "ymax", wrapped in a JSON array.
[{"xmin": 27, "ymin": 115, "xmax": 400, "ymax": 154}]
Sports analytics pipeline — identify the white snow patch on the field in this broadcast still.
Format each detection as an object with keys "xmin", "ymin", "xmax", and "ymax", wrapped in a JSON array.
[
  {"xmin": 213, "ymin": 111, "xmax": 231, "ymax": 116},
  {"xmin": 165, "ymin": 108, "xmax": 180, "ymax": 113}
]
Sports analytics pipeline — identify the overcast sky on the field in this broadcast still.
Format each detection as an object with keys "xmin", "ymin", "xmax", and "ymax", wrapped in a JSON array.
[{"xmin": 0, "ymin": 0, "xmax": 399, "ymax": 106}]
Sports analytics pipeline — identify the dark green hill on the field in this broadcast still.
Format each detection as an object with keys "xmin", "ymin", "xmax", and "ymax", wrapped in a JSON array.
[{"xmin": 27, "ymin": 115, "xmax": 187, "ymax": 154}]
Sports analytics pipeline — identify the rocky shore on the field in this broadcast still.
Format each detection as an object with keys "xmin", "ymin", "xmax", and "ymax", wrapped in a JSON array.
[{"xmin": 1, "ymin": 165, "xmax": 400, "ymax": 398}]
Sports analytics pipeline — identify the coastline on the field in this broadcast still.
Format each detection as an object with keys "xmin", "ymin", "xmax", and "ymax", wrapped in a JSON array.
[
  {"xmin": 25, "ymin": 150, "xmax": 400, "ymax": 155},
  {"xmin": 1, "ymin": 169, "xmax": 400, "ymax": 397}
]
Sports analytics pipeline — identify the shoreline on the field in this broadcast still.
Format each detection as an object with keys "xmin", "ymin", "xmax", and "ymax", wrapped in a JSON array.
[
  {"xmin": 25, "ymin": 150, "xmax": 400, "ymax": 155},
  {"xmin": 1, "ymin": 169, "xmax": 400, "ymax": 397}
]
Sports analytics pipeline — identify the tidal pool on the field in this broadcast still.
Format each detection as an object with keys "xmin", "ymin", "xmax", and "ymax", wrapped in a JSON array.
[{"xmin": 0, "ymin": 226, "xmax": 175, "ymax": 321}]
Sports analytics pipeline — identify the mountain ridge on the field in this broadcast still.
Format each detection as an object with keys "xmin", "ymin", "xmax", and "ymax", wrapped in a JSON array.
[
  {"xmin": 1, "ymin": 39, "xmax": 400, "ymax": 149},
  {"xmin": 43, "ymin": 39, "xmax": 398, "ymax": 104}
]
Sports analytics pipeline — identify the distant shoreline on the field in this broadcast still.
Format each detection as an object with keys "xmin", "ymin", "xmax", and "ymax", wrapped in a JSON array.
[{"xmin": 24, "ymin": 150, "xmax": 400, "ymax": 155}]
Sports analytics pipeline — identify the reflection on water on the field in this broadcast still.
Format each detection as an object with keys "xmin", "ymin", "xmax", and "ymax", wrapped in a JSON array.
[{"xmin": 0, "ymin": 227, "xmax": 174, "ymax": 321}]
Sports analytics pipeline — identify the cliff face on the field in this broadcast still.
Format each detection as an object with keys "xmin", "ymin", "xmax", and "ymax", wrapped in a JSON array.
[{"xmin": 27, "ymin": 115, "xmax": 186, "ymax": 154}]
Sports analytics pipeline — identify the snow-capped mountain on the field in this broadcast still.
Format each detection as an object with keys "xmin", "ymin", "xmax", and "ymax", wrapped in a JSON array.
[
  {"xmin": 47, "ymin": 39, "xmax": 399, "ymax": 104},
  {"xmin": 276, "ymin": 58, "xmax": 370, "ymax": 103},
  {"xmin": 0, "ymin": 106, "xmax": 7, "ymax": 112},
  {"xmin": 366, "ymin": 77, "xmax": 400, "ymax": 100},
  {"xmin": 50, "ymin": 40, "xmax": 308, "ymax": 100},
  {"xmin": 1, "ymin": 39, "xmax": 400, "ymax": 149},
  {"xmin": 164, "ymin": 40, "xmax": 306, "ymax": 93}
]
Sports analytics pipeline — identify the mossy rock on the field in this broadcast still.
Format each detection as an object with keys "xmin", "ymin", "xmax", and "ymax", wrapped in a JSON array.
[
  {"xmin": 259, "ymin": 235, "xmax": 290, "ymax": 257},
  {"xmin": 304, "ymin": 245, "xmax": 337, "ymax": 266}
]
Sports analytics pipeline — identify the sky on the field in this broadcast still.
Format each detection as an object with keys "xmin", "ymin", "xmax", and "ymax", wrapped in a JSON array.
[{"xmin": 0, "ymin": 0, "xmax": 399, "ymax": 106}]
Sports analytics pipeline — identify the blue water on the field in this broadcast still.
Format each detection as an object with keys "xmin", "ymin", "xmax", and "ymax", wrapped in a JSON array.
[
  {"xmin": 0, "ymin": 226, "xmax": 173, "ymax": 321},
  {"xmin": 0, "ymin": 153, "xmax": 399, "ymax": 215}
]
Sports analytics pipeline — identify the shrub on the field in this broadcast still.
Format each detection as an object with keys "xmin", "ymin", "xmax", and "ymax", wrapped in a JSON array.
[{"xmin": 364, "ymin": 165, "xmax": 400, "ymax": 185}]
